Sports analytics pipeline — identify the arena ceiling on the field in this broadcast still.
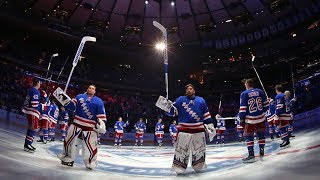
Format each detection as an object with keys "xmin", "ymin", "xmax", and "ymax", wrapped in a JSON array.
[{"xmin": 2, "ymin": 0, "xmax": 316, "ymax": 45}]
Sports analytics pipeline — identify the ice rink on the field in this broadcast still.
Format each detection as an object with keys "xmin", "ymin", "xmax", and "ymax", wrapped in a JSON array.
[{"xmin": 0, "ymin": 118, "xmax": 320, "ymax": 180}]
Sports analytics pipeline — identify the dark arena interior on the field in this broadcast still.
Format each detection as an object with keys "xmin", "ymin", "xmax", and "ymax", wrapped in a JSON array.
[{"xmin": 0, "ymin": 0, "xmax": 319, "ymax": 179}]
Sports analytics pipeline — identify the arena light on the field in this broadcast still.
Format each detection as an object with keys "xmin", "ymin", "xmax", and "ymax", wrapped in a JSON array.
[
  {"xmin": 155, "ymin": 42, "xmax": 166, "ymax": 51},
  {"xmin": 171, "ymin": 1, "xmax": 175, "ymax": 6},
  {"xmin": 145, "ymin": 0, "xmax": 149, "ymax": 5},
  {"xmin": 52, "ymin": 53, "xmax": 59, "ymax": 57},
  {"xmin": 225, "ymin": 19, "xmax": 232, "ymax": 23}
]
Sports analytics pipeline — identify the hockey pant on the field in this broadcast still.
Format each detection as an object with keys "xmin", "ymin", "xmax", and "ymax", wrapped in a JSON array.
[
  {"xmin": 60, "ymin": 124, "xmax": 98, "ymax": 169},
  {"xmin": 25, "ymin": 114, "xmax": 39, "ymax": 145},
  {"xmin": 172, "ymin": 132, "xmax": 206, "ymax": 174}
]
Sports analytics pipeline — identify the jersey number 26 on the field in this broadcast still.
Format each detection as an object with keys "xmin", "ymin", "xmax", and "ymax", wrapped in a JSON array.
[{"xmin": 248, "ymin": 97, "xmax": 263, "ymax": 113}]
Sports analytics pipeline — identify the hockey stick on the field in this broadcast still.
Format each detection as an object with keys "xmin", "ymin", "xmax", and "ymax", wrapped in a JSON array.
[
  {"xmin": 64, "ymin": 36, "xmax": 96, "ymax": 92},
  {"xmin": 290, "ymin": 63, "xmax": 296, "ymax": 98},
  {"xmin": 153, "ymin": 21, "xmax": 169, "ymax": 99},
  {"xmin": 216, "ymin": 117, "xmax": 237, "ymax": 120},
  {"xmin": 251, "ymin": 55, "xmax": 269, "ymax": 99},
  {"xmin": 218, "ymin": 94, "xmax": 223, "ymax": 114},
  {"xmin": 45, "ymin": 53, "xmax": 59, "ymax": 79},
  {"xmin": 56, "ymin": 56, "xmax": 69, "ymax": 82}
]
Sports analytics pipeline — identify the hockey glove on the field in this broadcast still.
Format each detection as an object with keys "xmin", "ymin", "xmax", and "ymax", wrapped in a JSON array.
[
  {"xmin": 94, "ymin": 119, "xmax": 106, "ymax": 134},
  {"xmin": 204, "ymin": 123, "xmax": 216, "ymax": 142}
]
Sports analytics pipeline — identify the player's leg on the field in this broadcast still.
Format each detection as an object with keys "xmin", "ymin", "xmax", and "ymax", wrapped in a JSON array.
[
  {"xmin": 114, "ymin": 132, "xmax": 119, "ymax": 146},
  {"xmin": 279, "ymin": 121, "xmax": 290, "ymax": 148},
  {"xmin": 51, "ymin": 123, "xmax": 56, "ymax": 141},
  {"xmin": 243, "ymin": 123, "xmax": 255, "ymax": 163},
  {"xmin": 58, "ymin": 124, "xmax": 82, "ymax": 166},
  {"xmin": 256, "ymin": 122, "xmax": 266, "ymax": 160},
  {"xmin": 172, "ymin": 132, "xmax": 192, "ymax": 174},
  {"xmin": 82, "ymin": 130, "xmax": 98, "ymax": 170},
  {"xmin": 135, "ymin": 133, "xmax": 139, "ymax": 146},
  {"xmin": 60, "ymin": 124, "xmax": 67, "ymax": 141},
  {"xmin": 220, "ymin": 131, "xmax": 225, "ymax": 145},
  {"xmin": 216, "ymin": 131, "xmax": 221, "ymax": 145},
  {"xmin": 42, "ymin": 119, "xmax": 49, "ymax": 144},
  {"xmin": 140, "ymin": 134, "xmax": 144, "ymax": 146},
  {"xmin": 288, "ymin": 122, "xmax": 295, "ymax": 138},
  {"xmin": 191, "ymin": 132, "xmax": 207, "ymax": 172},
  {"xmin": 24, "ymin": 114, "xmax": 39, "ymax": 152},
  {"xmin": 118, "ymin": 133, "xmax": 123, "ymax": 147},
  {"xmin": 38, "ymin": 119, "xmax": 44, "ymax": 142}
]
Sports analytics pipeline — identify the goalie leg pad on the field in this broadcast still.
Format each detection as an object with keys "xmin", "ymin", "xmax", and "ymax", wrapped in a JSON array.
[
  {"xmin": 60, "ymin": 124, "xmax": 82, "ymax": 163},
  {"xmin": 172, "ymin": 132, "xmax": 192, "ymax": 174},
  {"xmin": 82, "ymin": 130, "xmax": 98, "ymax": 170},
  {"xmin": 191, "ymin": 132, "xmax": 207, "ymax": 172}
]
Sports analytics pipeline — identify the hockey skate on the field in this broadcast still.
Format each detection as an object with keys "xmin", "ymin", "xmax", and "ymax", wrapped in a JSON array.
[
  {"xmin": 37, "ymin": 139, "xmax": 43, "ymax": 143},
  {"xmin": 259, "ymin": 148, "xmax": 264, "ymax": 161},
  {"xmin": 243, "ymin": 150, "xmax": 255, "ymax": 163},
  {"xmin": 30, "ymin": 144, "xmax": 36, "ymax": 151},
  {"xmin": 271, "ymin": 135, "xmax": 274, "ymax": 141},
  {"xmin": 61, "ymin": 161, "xmax": 74, "ymax": 167},
  {"xmin": 280, "ymin": 140, "xmax": 290, "ymax": 149},
  {"xmin": 24, "ymin": 144, "xmax": 35, "ymax": 153},
  {"xmin": 289, "ymin": 134, "xmax": 295, "ymax": 139}
]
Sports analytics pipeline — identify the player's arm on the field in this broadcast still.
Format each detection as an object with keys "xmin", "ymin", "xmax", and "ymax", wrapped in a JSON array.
[
  {"xmin": 30, "ymin": 90, "xmax": 40, "ymax": 108},
  {"xmin": 114, "ymin": 122, "xmax": 117, "ymax": 129},
  {"xmin": 238, "ymin": 92, "xmax": 247, "ymax": 121},
  {"xmin": 275, "ymin": 96, "xmax": 285, "ymax": 116},
  {"xmin": 262, "ymin": 91, "xmax": 269, "ymax": 112},
  {"xmin": 96, "ymin": 100, "xmax": 107, "ymax": 122},
  {"xmin": 202, "ymin": 99, "xmax": 212, "ymax": 124}
]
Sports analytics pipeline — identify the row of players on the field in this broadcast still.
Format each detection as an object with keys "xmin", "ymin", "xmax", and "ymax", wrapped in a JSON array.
[
  {"xmin": 216, "ymin": 88, "xmax": 296, "ymax": 148},
  {"xmin": 23, "ymin": 80, "xmax": 295, "ymax": 152}
]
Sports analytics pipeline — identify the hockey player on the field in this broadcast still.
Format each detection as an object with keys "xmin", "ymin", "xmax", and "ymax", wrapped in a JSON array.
[
  {"xmin": 38, "ymin": 90, "xmax": 51, "ymax": 144},
  {"xmin": 235, "ymin": 114, "xmax": 244, "ymax": 142},
  {"xmin": 266, "ymin": 98, "xmax": 276, "ymax": 140},
  {"xmin": 155, "ymin": 118, "xmax": 165, "ymax": 147},
  {"xmin": 22, "ymin": 78, "xmax": 41, "ymax": 152},
  {"xmin": 59, "ymin": 107, "xmax": 69, "ymax": 141},
  {"xmin": 239, "ymin": 79, "xmax": 269, "ymax": 163},
  {"xmin": 134, "ymin": 118, "xmax": 146, "ymax": 146},
  {"xmin": 114, "ymin": 117, "xmax": 129, "ymax": 147},
  {"xmin": 275, "ymin": 85, "xmax": 292, "ymax": 148},
  {"xmin": 160, "ymin": 84, "xmax": 214, "ymax": 174},
  {"xmin": 215, "ymin": 114, "xmax": 226, "ymax": 145},
  {"xmin": 284, "ymin": 90, "xmax": 296, "ymax": 138},
  {"xmin": 48, "ymin": 99, "xmax": 59, "ymax": 142},
  {"xmin": 169, "ymin": 120, "xmax": 178, "ymax": 146},
  {"xmin": 57, "ymin": 85, "xmax": 107, "ymax": 170}
]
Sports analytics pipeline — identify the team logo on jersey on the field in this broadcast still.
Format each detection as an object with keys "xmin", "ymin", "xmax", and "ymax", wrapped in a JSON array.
[{"xmin": 33, "ymin": 94, "xmax": 39, "ymax": 99}]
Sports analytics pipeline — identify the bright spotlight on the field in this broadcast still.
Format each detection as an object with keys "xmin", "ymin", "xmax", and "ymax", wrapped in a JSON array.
[
  {"xmin": 145, "ymin": 0, "xmax": 149, "ymax": 5},
  {"xmin": 171, "ymin": 1, "xmax": 175, "ymax": 6},
  {"xmin": 155, "ymin": 42, "xmax": 166, "ymax": 51}
]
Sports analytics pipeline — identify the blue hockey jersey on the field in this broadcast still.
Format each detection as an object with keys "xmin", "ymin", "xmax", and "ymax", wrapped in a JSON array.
[
  {"xmin": 155, "ymin": 122, "xmax": 164, "ymax": 134},
  {"xmin": 59, "ymin": 111, "xmax": 69, "ymax": 125},
  {"xmin": 275, "ymin": 93, "xmax": 291, "ymax": 121},
  {"xmin": 49, "ymin": 104, "xmax": 59, "ymax": 124},
  {"xmin": 114, "ymin": 121, "xmax": 128, "ymax": 133},
  {"xmin": 266, "ymin": 100, "xmax": 276, "ymax": 122},
  {"xmin": 239, "ymin": 88, "xmax": 268, "ymax": 124},
  {"xmin": 22, "ymin": 87, "xmax": 41, "ymax": 118},
  {"xmin": 169, "ymin": 124, "xmax": 178, "ymax": 134},
  {"xmin": 167, "ymin": 96, "xmax": 212, "ymax": 133},
  {"xmin": 67, "ymin": 93, "xmax": 106, "ymax": 128},
  {"xmin": 135, "ymin": 122, "xmax": 146, "ymax": 134}
]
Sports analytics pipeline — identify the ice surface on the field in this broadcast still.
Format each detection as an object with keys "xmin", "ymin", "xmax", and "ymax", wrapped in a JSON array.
[{"xmin": 0, "ymin": 119, "xmax": 319, "ymax": 180}]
